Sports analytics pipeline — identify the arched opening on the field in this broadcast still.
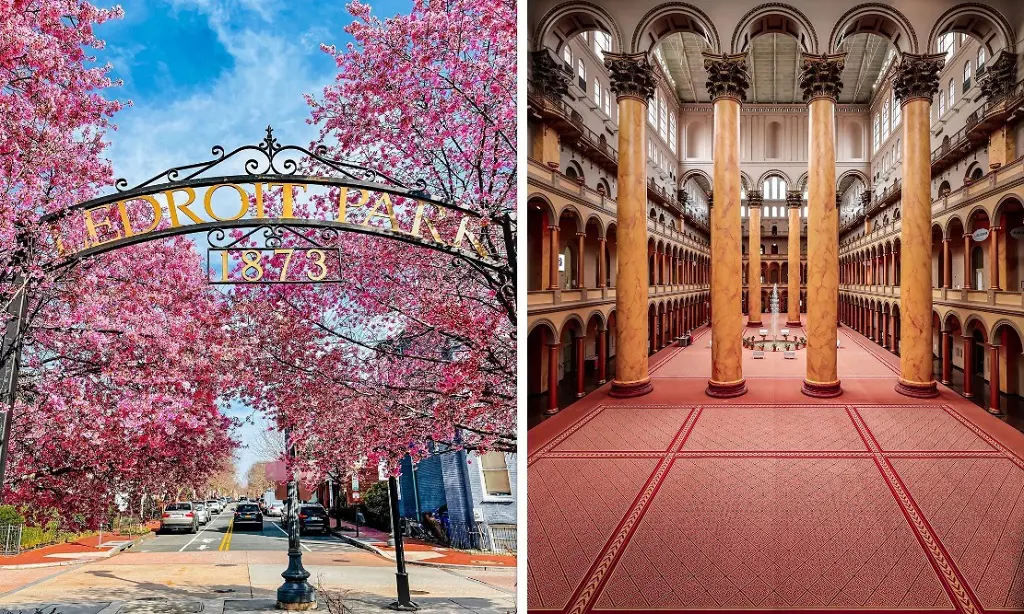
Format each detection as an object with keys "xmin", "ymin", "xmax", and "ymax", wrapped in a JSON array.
[
  {"xmin": 558, "ymin": 208, "xmax": 583, "ymax": 289},
  {"xmin": 938, "ymin": 180, "xmax": 951, "ymax": 198},
  {"xmin": 584, "ymin": 217, "xmax": 602, "ymax": 289},
  {"xmin": 931, "ymin": 224, "xmax": 944, "ymax": 288},
  {"xmin": 995, "ymin": 197, "xmax": 1024, "ymax": 291},
  {"xmin": 605, "ymin": 224, "xmax": 618, "ymax": 288},
  {"xmin": 993, "ymin": 323, "xmax": 1024, "ymax": 430},
  {"xmin": 526, "ymin": 322, "xmax": 558, "ymax": 426},
  {"xmin": 527, "ymin": 197, "xmax": 556, "ymax": 291},
  {"xmin": 946, "ymin": 217, "xmax": 966, "ymax": 288}
]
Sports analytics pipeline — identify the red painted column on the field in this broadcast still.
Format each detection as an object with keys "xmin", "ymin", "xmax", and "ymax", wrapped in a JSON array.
[
  {"xmin": 546, "ymin": 342, "xmax": 560, "ymax": 414},
  {"xmin": 988, "ymin": 343, "xmax": 1001, "ymax": 413},
  {"xmin": 942, "ymin": 239, "xmax": 951, "ymax": 288},
  {"xmin": 962, "ymin": 336, "xmax": 974, "ymax": 398},
  {"xmin": 941, "ymin": 331, "xmax": 952, "ymax": 385},
  {"xmin": 549, "ymin": 226, "xmax": 560, "ymax": 290},
  {"xmin": 964, "ymin": 234, "xmax": 972, "ymax": 289},
  {"xmin": 574, "ymin": 336, "xmax": 585, "ymax": 398},
  {"xmin": 889, "ymin": 313, "xmax": 896, "ymax": 351},
  {"xmin": 597, "ymin": 328, "xmax": 607, "ymax": 384}
]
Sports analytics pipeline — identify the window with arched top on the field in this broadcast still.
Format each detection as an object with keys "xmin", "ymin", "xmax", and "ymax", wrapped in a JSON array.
[
  {"xmin": 938, "ymin": 181, "xmax": 951, "ymax": 197},
  {"xmin": 562, "ymin": 46, "xmax": 572, "ymax": 68},
  {"xmin": 949, "ymin": 79, "xmax": 955, "ymax": 107},
  {"xmin": 978, "ymin": 46, "xmax": 986, "ymax": 70},
  {"xmin": 763, "ymin": 176, "xmax": 787, "ymax": 200},
  {"xmin": 881, "ymin": 102, "xmax": 890, "ymax": 139},
  {"xmin": 938, "ymin": 91, "xmax": 946, "ymax": 116},
  {"xmin": 766, "ymin": 122, "xmax": 782, "ymax": 159},
  {"xmin": 964, "ymin": 61, "xmax": 972, "ymax": 91},
  {"xmin": 576, "ymin": 59, "xmax": 586, "ymax": 90},
  {"xmin": 892, "ymin": 90, "xmax": 900, "ymax": 126},
  {"xmin": 771, "ymin": 225, "xmax": 778, "ymax": 236}
]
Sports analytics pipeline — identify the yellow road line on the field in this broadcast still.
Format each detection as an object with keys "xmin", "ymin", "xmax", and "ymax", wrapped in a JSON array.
[{"xmin": 218, "ymin": 518, "xmax": 233, "ymax": 551}]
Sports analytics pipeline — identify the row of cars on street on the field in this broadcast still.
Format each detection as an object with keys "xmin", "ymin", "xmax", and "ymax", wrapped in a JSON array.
[
  {"xmin": 160, "ymin": 496, "xmax": 331, "ymax": 535},
  {"xmin": 159, "ymin": 498, "xmax": 229, "ymax": 534}
]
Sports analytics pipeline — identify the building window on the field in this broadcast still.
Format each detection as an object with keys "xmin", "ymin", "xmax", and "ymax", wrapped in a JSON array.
[
  {"xmin": 938, "ymin": 90, "xmax": 945, "ymax": 116},
  {"xmin": 964, "ymin": 61, "xmax": 972, "ymax": 90},
  {"xmin": 479, "ymin": 452, "xmax": 512, "ymax": 498},
  {"xmin": 948, "ymin": 79, "xmax": 955, "ymax": 107},
  {"xmin": 594, "ymin": 78, "xmax": 601, "ymax": 107},
  {"xmin": 648, "ymin": 95, "xmax": 657, "ymax": 125},
  {"xmin": 593, "ymin": 31, "xmax": 611, "ymax": 61},
  {"xmin": 978, "ymin": 46, "xmax": 987, "ymax": 70},
  {"xmin": 577, "ymin": 59, "xmax": 586, "ymax": 90},
  {"xmin": 873, "ymin": 114, "xmax": 880, "ymax": 150},
  {"xmin": 938, "ymin": 33, "xmax": 954, "ymax": 62},
  {"xmin": 891, "ymin": 90, "xmax": 900, "ymax": 127},
  {"xmin": 764, "ymin": 176, "xmax": 787, "ymax": 200},
  {"xmin": 881, "ymin": 102, "xmax": 889, "ymax": 139},
  {"xmin": 659, "ymin": 96, "xmax": 667, "ymax": 137},
  {"xmin": 562, "ymin": 46, "xmax": 572, "ymax": 68},
  {"xmin": 668, "ymin": 113, "xmax": 677, "ymax": 153},
  {"xmin": 602, "ymin": 90, "xmax": 610, "ymax": 116}
]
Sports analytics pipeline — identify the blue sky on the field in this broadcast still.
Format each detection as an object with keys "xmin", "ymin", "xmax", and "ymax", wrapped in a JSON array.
[{"xmin": 93, "ymin": 0, "xmax": 411, "ymax": 483}]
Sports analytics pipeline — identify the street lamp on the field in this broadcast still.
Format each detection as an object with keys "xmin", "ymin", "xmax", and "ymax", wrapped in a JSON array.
[
  {"xmin": 388, "ymin": 475, "xmax": 418, "ymax": 611},
  {"xmin": 276, "ymin": 428, "xmax": 316, "ymax": 610}
]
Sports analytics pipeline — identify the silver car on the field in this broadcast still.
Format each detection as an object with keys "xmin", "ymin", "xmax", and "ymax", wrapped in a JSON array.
[
  {"xmin": 206, "ymin": 499, "xmax": 222, "ymax": 514},
  {"xmin": 160, "ymin": 502, "xmax": 199, "ymax": 533},
  {"xmin": 192, "ymin": 502, "xmax": 210, "ymax": 525}
]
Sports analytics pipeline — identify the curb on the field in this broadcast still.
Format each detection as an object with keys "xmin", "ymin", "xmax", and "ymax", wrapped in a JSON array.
[
  {"xmin": 330, "ymin": 530, "xmax": 516, "ymax": 571},
  {"xmin": 0, "ymin": 531, "xmax": 151, "ymax": 570}
]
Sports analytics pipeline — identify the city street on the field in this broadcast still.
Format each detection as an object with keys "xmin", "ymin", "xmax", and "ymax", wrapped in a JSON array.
[{"xmin": 0, "ymin": 507, "xmax": 515, "ymax": 611}]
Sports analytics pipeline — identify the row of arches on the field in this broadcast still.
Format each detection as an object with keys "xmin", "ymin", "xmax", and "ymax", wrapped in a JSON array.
[
  {"xmin": 746, "ymin": 261, "xmax": 806, "ymax": 287},
  {"xmin": 526, "ymin": 294, "xmax": 709, "ymax": 423},
  {"xmin": 843, "ymin": 197, "xmax": 1024, "ymax": 291},
  {"xmin": 526, "ymin": 196, "xmax": 711, "ymax": 292},
  {"xmin": 536, "ymin": 1, "xmax": 1014, "ymax": 61}
]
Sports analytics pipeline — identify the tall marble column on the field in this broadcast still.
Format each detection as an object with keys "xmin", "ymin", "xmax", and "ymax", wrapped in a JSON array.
[
  {"xmin": 894, "ymin": 53, "xmax": 945, "ymax": 398},
  {"xmin": 605, "ymin": 53, "xmax": 657, "ymax": 398},
  {"xmin": 703, "ymin": 52, "xmax": 749, "ymax": 398},
  {"xmin": 786, "ymin": 190, "xmax": 803, "ymax": 327},
  {"xmin": 747, "ymin": 192, "xmax": 763, "ymax": 327},
  {"xmin": 800, "ymin": 53, "xmax": 845, "ymax": 397}
]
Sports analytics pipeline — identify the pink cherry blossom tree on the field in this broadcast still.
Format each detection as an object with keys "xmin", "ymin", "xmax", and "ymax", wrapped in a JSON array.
[{"xmin": 233, "ymin": 0, "xmax": 516, "ymax": 478}]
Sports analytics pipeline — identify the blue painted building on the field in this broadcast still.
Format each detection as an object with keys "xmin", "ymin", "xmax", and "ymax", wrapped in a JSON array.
[{"xmin": 397, "ymin": 448, "xmax": 517, "ymax": 552}]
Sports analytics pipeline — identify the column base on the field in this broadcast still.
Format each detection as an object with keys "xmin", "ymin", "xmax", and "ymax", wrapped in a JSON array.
[
  {"xmin": 705, "ymin": 378, "xmax": 747, "ymax": 398},
  {"xmin": 543, "ymin": 406, "xmax": 559, "ymax": 415},
  {"xmin": 786, "ymin": 320, "xmax": 803, "ymax": 327},
  {"xmin": 940, "ymin": 379, "xmax": 952, "ymax": 386},
  {"xmin": 801, "ymin": 379, "xmax": 842, "ymax": 398},
  {"xmin": 895, "ymin": 378, "xmax": 939, "ymax": 398},
  {"xmin": 962, "ymin": 392, "xmax": 974, "ymax": 399},
  {"xmin": 987, "ymin": 407, "xmax": 1004, "ymax": 416},
  {"xmin": 575, "ymin": 392, "xmax": 585, "ymax": 398},
  {"xmin": 597, "ymin": 379, "xmax": 607, "ymax": 385},
  {"xmin": 609, "ymin": 378, "xmax": 653, "ymax": 398},
  {"xmin": 746, "ymin": 320, "xmax": 763, "ymax": 328}
]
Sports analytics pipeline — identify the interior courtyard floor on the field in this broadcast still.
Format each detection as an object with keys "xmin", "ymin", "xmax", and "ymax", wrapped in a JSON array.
[{"xmin": 527, "ymin": 320, "xmax": 1024, "ymax": 613}]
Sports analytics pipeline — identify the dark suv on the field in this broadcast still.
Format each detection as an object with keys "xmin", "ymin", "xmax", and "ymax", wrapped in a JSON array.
[
  {"xmin": 233, "ymin": 503, "xmax": 264, "ymax": 531},
  {"xmin": 299, "ymin": 504, "xmax": 329, "ymax": 535}
]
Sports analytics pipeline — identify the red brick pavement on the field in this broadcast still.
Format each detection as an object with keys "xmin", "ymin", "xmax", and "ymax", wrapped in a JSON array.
[{"xmin": 527, "ymin": 323, "xmax": 1024, "ymax": 613}]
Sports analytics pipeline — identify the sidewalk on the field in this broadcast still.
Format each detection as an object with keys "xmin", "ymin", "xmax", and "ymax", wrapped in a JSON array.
[
  {"xmin": 330, "ymin": 520, "xmax": 516, "ymax": 568},
  {"xmin": 0, "ymin": 525, "xmax": 155, "ymax": 569}
]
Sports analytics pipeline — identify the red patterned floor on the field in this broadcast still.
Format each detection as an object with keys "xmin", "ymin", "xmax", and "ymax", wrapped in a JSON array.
[{"xmin": 528, "ymin": 323, "xmax": 1024, "ymax": 614}]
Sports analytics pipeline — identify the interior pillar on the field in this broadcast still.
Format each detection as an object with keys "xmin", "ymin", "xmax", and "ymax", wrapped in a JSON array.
[
  {"xmin": 988, "ymin": 343, "xmax": 1001, "ymax": 413},
  {"xmin": 787, "ymin": 191, "xmax": 802, "ymax": 327},
  {"xmin": 605, "ymin": 52, "xmax": 656, "ymax": 398},
  {"xmin": 703, "ymin": 52, "xmax": 749, "ymax": 398},
  {"xmin": 548, "ymin": 225, "xmax": 560, "ymax": 290},
  {"xmin": 942, "ymin": 239, "xmax": 952, "ymax": 288},
  {"xmin": 597, "ymin": 237, "xmax": 606, "ymax": 288},
  {"xmin": 989, "ymin": 227, "xmax": 1001, "ymax": 290},
  {"xmin": 747, "ymin": 194, "xmax": 763, "ymax": 327},
  {"xmin": 574, "ymin": 335, "xmax": 585, "ymax": 398},
  {"xmin": 894, "ymin": 53, "xmax": 944, "ymax": 398},
  {"xmin": 576, "ymin": 232, "xmax": 585, "ymax": 289},
  {"xmin": 800, "ymin": 53, "xmax": 844, "ymax": 397},
  {"xmin": 941, "ymin": 330, "xmax": 952, "ymax": 385},
  {"xmin": 597, "ymin": 328, "xmax": 607, "ymax": 384},
  {"xmin": 962, "ymin": 335, "xmax": 974, "ymax": 398},
  {"xmin": 545, "ymin": 342, "xmax": 560, "ymax": 414},
  {"xmin": 963, "ymin": 234, "xmax": 972, "ymax": 289}
]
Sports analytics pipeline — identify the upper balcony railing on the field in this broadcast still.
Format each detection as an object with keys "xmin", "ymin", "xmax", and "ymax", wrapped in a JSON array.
[
  {"xmin": 527, "ymin": 80, "xmax": 618, "ymax": 171},
  {"xmin": 930, "ymin": 77, "xmax": 1024, "ymax": 173}
]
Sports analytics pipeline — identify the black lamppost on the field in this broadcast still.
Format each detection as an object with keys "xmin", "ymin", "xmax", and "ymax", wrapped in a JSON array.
[
  {"xmin": 276, "ymin": 429, "xmax": 316, "ymax": 610},
  {"xmin": 388, "ymin": 475, "xmax": 418, "ymax": 611}
]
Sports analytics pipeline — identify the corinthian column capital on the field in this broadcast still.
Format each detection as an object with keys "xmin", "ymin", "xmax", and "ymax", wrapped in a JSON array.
[
  {"xmin": 530, "ymin": 49, "xmax": 570, "ymax": 101},
  {"xmin": 603, "ymin": 52, "xmax": 658, "ymax": 103},
  {"xmin": 893, "ymin": 53, "xmax": 946, "ymax": 105},
  {"xmin": 702, "ymin": 52, "xmax": 749, "ymax": 103},
  {"xmin": 786, "ymin": 191, "xmax": 804, "ymax": 208},
  {"xmin": 746, "ymin": 190, "xmax": 763, "ymax": 208},
  {"xmin": 799, "ymin": 53, "xmax": 846, "ymax": 103},
  {"xmin": 979, "ymin": 50, "xmax": 1018, "ymax": 101}
]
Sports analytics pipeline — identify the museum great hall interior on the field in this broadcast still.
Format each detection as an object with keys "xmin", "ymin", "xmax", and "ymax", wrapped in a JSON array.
[{"xmin": 525, "ymin": 1, "xmax": 1024, "ymax": 612}]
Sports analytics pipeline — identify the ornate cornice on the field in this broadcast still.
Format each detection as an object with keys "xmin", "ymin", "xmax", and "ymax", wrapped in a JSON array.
[
  {"xmin": 799, "ymin": 53, "xmax": 846, "ymax": 103},
  {"xmin": 746, "ymin": 190, "xmax": 763, "ymax": 208},
  {"xmin": 979, "ymin": 50, "xmax": 1017, "ymax": 102},
  {"xmin": 703, "ymin": 52, "xmax": 750, "ymax": 103},
  {"xmin": 892, "ymin": 53, "xmax": 945, "ymax": 104},
  {"xmin": 603, "ymin": 52, "xmax": 658, "ymax": 102},
  {"xmin": 530, "ymin": 49, "xmax": 570, "ymax": 101},
  {"xmin": 678, "ymin": 103, "xmax": 869, "ymax": 113}
]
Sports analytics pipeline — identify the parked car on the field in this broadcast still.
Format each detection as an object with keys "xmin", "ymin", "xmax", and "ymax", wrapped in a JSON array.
[
  {"xmin": 298, "ymin": 504, "xmax": 329, "ymax": 535},
  {"xmin": 160, "ymin": 502, "xmax": 198, "ymax": 534},
  {"xmin": 192, "ymin": 502, "xmax": 210, "ymax": 524},
  {"xmin": 266, "ymin": 501, "xmax": 285, "ymax": 517},
  {"xmin": 233, "ymin": 503, "xmax": 263, "ymax": 531}
]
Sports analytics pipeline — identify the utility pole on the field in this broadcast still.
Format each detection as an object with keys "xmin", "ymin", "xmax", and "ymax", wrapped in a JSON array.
[{"xmin": 388, "ymin": 475, "xmax": 418, "ymax": 611}]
